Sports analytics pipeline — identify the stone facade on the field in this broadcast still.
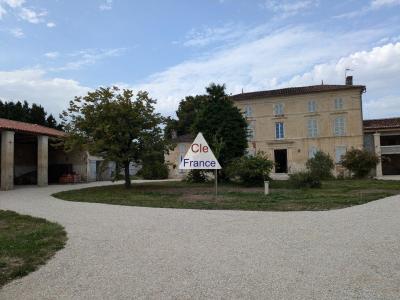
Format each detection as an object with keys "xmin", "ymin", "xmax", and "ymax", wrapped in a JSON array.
[{"xmin": 233, "ymin": 86, "xmax": 365, "ymax": 176}]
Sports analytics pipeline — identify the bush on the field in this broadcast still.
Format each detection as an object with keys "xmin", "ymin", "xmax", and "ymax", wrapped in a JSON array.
[
  {"xmin": 341, "ymin": 148, "xmax": 379, "ymax": 178},
  {"xmin": 226, "ymin": 151, "xmax": 273, "ymax": 186},
  {"xmin": 306, "ymin": 151, "xmax": 334, "ymax": 179},
  {"xmin": 185, "ymin": 170, "xmax": 207, "ymax": 183},
  {"xmin": 138, "ymin": 162, "xmax": 169, "ymax": 179},
  {"xmin": 289, "ymin": 171, "xmax": 321, "ymax": 189}
]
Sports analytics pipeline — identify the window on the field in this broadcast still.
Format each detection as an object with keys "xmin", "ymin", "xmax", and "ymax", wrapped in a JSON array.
[
  {"xmin": 335, "ymin": 146, "xmax": 347, "ymax": 163},
  {"xmin": 334, "ymin": 98, "xmax": 343, "ymax": 110},
  {"xmin": 307, "ymin": 119, "xmax": 318, "ymax": 137},
  {"xmin": 308, "ymin": 146, "xmax": 318, "ymax": 159},
  {"xmin": 275, "ymin": 122, "xmax": 284, "ymax": 139},
  {"xmin": 334, "ymin": 116, "xmax": 345, "ymax": 136},
  {"xmin": 274, "ymin": 103, "xmax": 284, "ymax": 116},
  {"xmin": 178, "ymin": 144, "xmax": 186, "ymax": 154},
  {"xmin": 247, "ymin": 122, "xmax": 255, "ymax": 140},
  {"xmin": 243, "ymin": 105, "xmax": 253, "ymax": 118},
  {"xmin": 308, "ymin": 100, "xmax": 317, "ymax": 113}
]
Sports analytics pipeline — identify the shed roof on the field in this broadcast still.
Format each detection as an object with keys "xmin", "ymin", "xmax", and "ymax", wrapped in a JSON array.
[
  {"xmin": 363, "ymin": 117, "xmax": 400, "ymax": 131},
  {"xmin": 0, "ymin": 118, "xmax": 65, "ymax": 137}
]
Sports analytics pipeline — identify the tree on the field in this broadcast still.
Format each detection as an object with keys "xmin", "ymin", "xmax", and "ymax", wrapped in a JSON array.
[
  {"xmin": 192, "ymin": 83, "xmax": 248, "ymax": 176},
  {"xmin": 306, "ymin": 151, "xmax": 334, "ymax": 179},
  {"xmin": 164, "ymin": 95, "xmax": 207, "ymax": 139},
  {"xmin": 61, "ymin": 87, "xmax": 165, "ymax": 188},
  {"xmin": 341, "ymin": 148, "xmax": 379, "ymax": 178},
  {"xmin": 0, "ymin": 100, "xmax": 61, "ymax": 129}
]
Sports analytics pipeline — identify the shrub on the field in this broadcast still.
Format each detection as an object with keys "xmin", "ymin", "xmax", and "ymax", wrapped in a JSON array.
[
  {"xmin": 138, "ymin": 162, "xmax": 169, "ymax": 179},
  {"xmin": 226, "ymin": 151, "xmax": 273, "ymax": 186},
  {"xmin": 289, "ymin": 171, "xmax": 321, "ymax": 189},
  {"xmin": 341, "ymin": 148, "xmax": 379, "ymax": 178},
  {"xmin": 185, "ymin": 170, "xmax": 207, "ymax": 183},
  {"xmin": 306, "ymin": 151, "xmax": 334, "ymax": 179}
]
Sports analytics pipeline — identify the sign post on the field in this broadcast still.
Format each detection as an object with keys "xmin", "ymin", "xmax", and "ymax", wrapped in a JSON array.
[{"xmin": 179, "ymin": 132, "xmax": 222, "ymax": 197}]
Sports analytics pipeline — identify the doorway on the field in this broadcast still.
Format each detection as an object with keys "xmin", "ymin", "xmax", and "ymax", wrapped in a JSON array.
[{"xmin": 274, "ymin": 149, "xmax": 287, "ymax": 173}]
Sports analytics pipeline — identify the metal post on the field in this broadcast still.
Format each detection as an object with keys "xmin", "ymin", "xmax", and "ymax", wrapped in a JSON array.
[{"xmin": 215, "ymin": 169, "xmax": 218, "ymax": 197}]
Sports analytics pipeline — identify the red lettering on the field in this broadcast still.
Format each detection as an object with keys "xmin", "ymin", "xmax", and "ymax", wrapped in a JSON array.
[{"xmin": 191, "ymin": 143, "xmax": 199, "ymax": 153}]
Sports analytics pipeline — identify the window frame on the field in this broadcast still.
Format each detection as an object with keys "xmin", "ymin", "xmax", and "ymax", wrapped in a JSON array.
[
  {"xmin": 334, "ymin": 98, "xmax": 343, "ymax": 110},
  {"xmin": 307, "ymin": 118, "xmax": 318, "ymax": 138},
  {"xmin": 334, "ymin": 116, "xmax": 346, "ymax": 136},
  {"xmin": 275, "ymin": 122, "xmax": 284, "ymax": 139},
  {"xmin": 308, "ymin": 100, "xmax": 317, "ymax": 113},
  {"xmin": 274, "ymin": 103, "xmax": 284, "ymax": 116}
]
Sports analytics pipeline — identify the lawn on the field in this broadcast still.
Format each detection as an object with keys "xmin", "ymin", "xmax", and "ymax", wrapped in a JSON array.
[
  {"xmin": 0, "ymin": 210, "xmax": 67, "ymax": 288},
  {"xmin": 53, "ymin": 179, "xmax": 400, "ymax": 211}
]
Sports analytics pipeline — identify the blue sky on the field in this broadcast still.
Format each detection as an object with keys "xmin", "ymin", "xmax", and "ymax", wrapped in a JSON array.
[{"xmin": 0, "ymin": 0, "xmax": 400, "ymax": 119}]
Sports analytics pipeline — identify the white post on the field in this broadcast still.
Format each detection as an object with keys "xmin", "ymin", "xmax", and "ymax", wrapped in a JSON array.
[{"xmin": 264, "ymin": 181, "xmax": 269, "ymax": 195}]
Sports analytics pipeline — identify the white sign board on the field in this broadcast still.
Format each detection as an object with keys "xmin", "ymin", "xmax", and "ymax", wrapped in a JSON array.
[{"xmin": 179, "ymin": 132, "xmax": 221, "ymax": 170}]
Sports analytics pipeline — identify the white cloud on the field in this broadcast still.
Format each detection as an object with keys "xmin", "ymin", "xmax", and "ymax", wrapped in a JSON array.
[
  {"xmin": 2, "ymin": 0, "xmax": 25, "ymax": 8},
  {"xmin": 44, "ymin": 52, "xmax": 59, "ymax": 59},
  {"xmin": 282, "ymin": 43, "xmax": 400, "ymax": 118},
  {"xmin": 262, "ymin": 0, "xmax": 318, "ymax": 17},
  {"xmin": 370, "ymin": 0, "xmax": 400, "ymax": 9},
  {"xmin": 99, "ymin": 0, "xmax": 112, "ymax": 11},
  {"xmin": 10, "ymin": 27, "xmax": 23, "ymax": 38},
  {"xmin": 183, "ymin": 23, "xmax": 245, "ymax": 47},
  {"xmin": 19, "ymin": 7, "xmax": 47, "ymax": 23},
  {"xmin": 0, "ymin": 5, "xmax": 6, "ymax": 19},
  {"xmin": 50, "ymin": 48, "xmax": 125, "ymax": 71},
  {"xmin": 46, "ymin": 21, "xmax": 56, "ymax": 28},
  {"xmin": 335, "ymin": 0, "xmax": 400, "ymax": 19},
  {"xmin": 0, "ymin": 69, "xmax": 90, "ymax": 115},
  {"xmin": 130, "ymin": 26, "xmax": 388, "ymax": 117}
]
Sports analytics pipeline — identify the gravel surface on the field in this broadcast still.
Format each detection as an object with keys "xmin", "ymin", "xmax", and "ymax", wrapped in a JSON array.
[{"xmin": 0, "ymin": 181, "xmax": 400, "ymax": 299}]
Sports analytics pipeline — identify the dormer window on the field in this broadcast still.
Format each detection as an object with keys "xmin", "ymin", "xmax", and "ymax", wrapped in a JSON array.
[{"xmin": 274, "ymin": 103, "xmax": 284, "ymax": 116}]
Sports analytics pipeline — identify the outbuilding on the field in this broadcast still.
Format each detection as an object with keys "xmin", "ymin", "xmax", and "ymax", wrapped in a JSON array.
[{"xmin": 1, "ymin": 118, "xmax": 116, "ymax": 190}]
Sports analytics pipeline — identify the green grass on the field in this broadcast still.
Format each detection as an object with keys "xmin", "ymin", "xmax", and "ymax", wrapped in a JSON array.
[
  {"xmin": 0, "ymin": 210, "xmax": 67, "ymax": 288},
  {"xmin": 53, "ymin": 179, "xmax": 400, "ymax": 211}
]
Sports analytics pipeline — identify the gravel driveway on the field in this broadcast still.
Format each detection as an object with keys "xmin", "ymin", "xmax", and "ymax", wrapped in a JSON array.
[{"xmin": 0, "ymin": 181, "xmax": 400, "ymax": 299}]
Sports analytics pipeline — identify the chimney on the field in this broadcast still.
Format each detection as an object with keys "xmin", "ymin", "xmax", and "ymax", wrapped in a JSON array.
[{"xmin": 346, "ymin": 75, "xmax": 353, "ymax": 85}]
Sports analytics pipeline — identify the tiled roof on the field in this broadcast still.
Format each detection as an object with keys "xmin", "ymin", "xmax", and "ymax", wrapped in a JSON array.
[
  {"xmin": 0, "ymin": 118, "xmax": 65, "ymax": 137},
  {"xmin": 230, "ymin": 84, "xmax": 366, "ymax": 101},
  {"xmin": 363, "ymin": 117, "xmax": 400, "ymax": 131}
]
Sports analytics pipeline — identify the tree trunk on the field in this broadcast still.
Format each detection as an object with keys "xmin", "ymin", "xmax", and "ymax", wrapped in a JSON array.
[{"xmin": 124, "ymin": 162, "xmax": 131, "ymax": 188}]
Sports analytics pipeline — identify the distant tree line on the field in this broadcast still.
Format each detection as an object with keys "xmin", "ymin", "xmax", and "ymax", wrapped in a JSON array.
[{"xmin": 0, "ymin": 100, "xmax": 61, "ymax": 129}]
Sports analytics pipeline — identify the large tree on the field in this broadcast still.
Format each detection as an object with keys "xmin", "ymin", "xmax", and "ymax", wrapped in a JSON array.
[
  {"xmin": 192, "ymin": 83, "xmax": 248, "ymax": 175},
  {"xmin": 0, "ymin": 100, "xmax": 61, "ymax": 129},
  {"xmin": 164, "ymin": 95, "xmax": 207, "ymax": 139},
  {"xmin": 61, "ymin": 87, "xmax": 164, "ymax": 188}
]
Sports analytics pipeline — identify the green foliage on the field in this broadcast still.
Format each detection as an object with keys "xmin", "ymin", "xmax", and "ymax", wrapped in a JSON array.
[
  {"xmin": 191, "ymin": 83, "xmax": 248, "ymax": 173},
  {"xmin": 0, "ymin": 100, "xmax": 61, "ymax": 129},
  {"xmin": 185, "ymin": 170, "xmax": 208, "ymax": 183},
  {"xmin": 341, "ymin": 148, "xmax": 379, "ymax": 178},
  {"xmin": 226, "ymin": 152, "xmax": 273, "ymax": 186},
  {"xmin": 306, "ymin": 151, "xmax": 334, "ymax": 179},
  {"xmin": 138, "ymin": 162, "xmax": 169, "ymax": 179},
  {"xmin": 289, "ymin": 171, "xmax": 321, "ymax": 189},
  {"xmin": 164, "ymin": 95, "xmax": 207, "ymax": 139},
  {"xmin": 61, "ymin": 87, "xmax": 166, "ymax": 188}
]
